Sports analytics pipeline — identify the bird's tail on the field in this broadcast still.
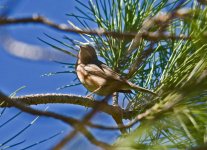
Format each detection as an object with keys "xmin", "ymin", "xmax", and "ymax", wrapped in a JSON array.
[{"xmin": 127, "ymin": 81, "xmax": 157, "ymax": 95}]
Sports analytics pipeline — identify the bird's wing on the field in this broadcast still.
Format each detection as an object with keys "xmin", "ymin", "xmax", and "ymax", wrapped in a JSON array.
[{"xmin": 83, "ymin": 62, "xmax": 125, "ymax": 82}]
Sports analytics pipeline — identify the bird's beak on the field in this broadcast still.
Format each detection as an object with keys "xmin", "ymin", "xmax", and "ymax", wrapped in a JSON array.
[{"xmin": 80, "ymin": 45, "xmax": 86, "ymax": 48}]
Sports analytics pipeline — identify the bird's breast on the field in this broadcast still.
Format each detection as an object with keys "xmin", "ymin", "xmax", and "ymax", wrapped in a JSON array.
[
  {"xmin": 76, "ymin": 64, "xmax": 87, "ymax": 84},
  {"xmin": 76, "ymin": 64, "xmax": 107, "ymax": 92}
]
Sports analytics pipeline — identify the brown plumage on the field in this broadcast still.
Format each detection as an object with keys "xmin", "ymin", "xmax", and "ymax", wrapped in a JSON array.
[{"xmin": 76, "ymin": 45, "xmax": 156, "ymax": 96}]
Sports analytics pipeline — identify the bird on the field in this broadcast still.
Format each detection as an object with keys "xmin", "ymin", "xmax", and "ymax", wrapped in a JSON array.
[{"xmin": 75, "ymin": 45, "xmax": 156, "ymax": 96}]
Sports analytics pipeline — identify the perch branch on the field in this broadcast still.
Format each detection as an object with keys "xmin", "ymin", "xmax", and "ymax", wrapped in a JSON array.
[
  {"xmin": 0, "ymin": 93, "xmax": 136, "ymax": 119},
  {"xmin": 0, "ymin": 92, "xmax": 110, "ymax": 149}
]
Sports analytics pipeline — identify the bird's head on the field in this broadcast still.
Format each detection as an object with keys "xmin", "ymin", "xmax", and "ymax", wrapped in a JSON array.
[{"xmin": 79, "ymin": 45, "xmax": 98, "ymax": 64}]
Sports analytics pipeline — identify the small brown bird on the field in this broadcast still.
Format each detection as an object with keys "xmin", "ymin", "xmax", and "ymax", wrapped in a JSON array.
[{"xmin": 76, "ymin": 45, "xmax": 156, "ymax": 96}]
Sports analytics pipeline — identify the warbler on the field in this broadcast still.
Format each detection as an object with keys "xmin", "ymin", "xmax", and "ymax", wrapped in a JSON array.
[{"xmin": 76, "ymin": 45, "xmax": 156, "ymax": 96}]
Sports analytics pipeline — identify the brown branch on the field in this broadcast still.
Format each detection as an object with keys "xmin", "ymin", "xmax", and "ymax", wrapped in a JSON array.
[
  {"xmin": 0, "ymin": 93, "xmax": 136, "ymax": 119},
  {"xmin": 0, "ymin": 92, "xmax": 110, "ymax": 149},
  {"xmin": 0, "ymin": 15, "xmax": 189, "ymax": 41},
  {"xmin": 16, "ymin": 94, "xmax": 134, "ymax": 130},
  {"xmin": 142, "ymin": 32, "xmax": 189, "ymax": 41},
  {"xmin": 0, "ymin": 15, "xmax": 133, "ymax": 39},
  {"xmin": 0, "ymin": 92, "xmax": 140, "ymax": 130}
]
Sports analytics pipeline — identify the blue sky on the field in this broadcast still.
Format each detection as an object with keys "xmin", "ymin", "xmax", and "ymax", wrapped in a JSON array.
[{"xmin": 0, "ymin": 0, "xmax": 119, "ymax": 149}]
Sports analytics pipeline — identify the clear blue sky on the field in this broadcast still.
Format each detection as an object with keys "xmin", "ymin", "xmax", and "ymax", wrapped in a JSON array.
[{"xmin": 0, "ymin": 1, "xmax": 119, "ymax": 149}]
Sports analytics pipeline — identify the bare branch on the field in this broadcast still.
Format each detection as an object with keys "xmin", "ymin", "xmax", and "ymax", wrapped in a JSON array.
[
  {"xmin": 0, "ymin": 92, "xmax": 110, "ymax": 149},
  {"xmin": 0, "ymin": 15, "xmax": 189, "ymax": 41},
  {"xmin": 0, "ymin": 93, "xmax": 136, "ymax": 119},
  {"xmin": 0, "ymin": 92, "xmax": 142, "ymax": 130}
]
